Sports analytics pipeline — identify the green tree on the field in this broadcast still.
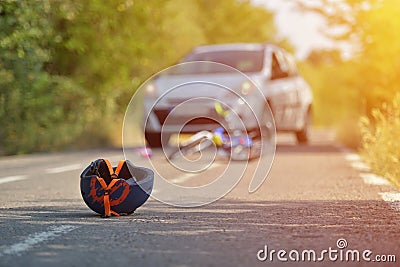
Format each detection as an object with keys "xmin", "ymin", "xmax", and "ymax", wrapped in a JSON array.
[
  {"xmin": 197, "ymin": 0, "xmax": 276, "ymax": 44},
  {"xmin": 49, "ymin": 0, "xmax": 278, "ymax": 145},
  {"xmin": 1, "ymin": 0, "xmax": 279, "ymax": 154},
  {"xmin": 0, "ymin": 0, "xmax": 89, "ymax": 155},
  {"xmin": 295, "ymin": 0, "xmax": 400, "ymax": 147},
  {"xmin": 296, "ymin": 0, "xmax": 400, "ymax": 113}
]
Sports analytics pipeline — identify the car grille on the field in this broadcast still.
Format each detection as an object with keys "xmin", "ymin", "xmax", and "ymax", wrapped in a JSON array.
[
  {"xmin": 154, "ymin": 109, "xmax": 170, "ymax": 125},
  {"xmin": 154, "ymin": 109, "xmax": 218, "ymax": 126}
]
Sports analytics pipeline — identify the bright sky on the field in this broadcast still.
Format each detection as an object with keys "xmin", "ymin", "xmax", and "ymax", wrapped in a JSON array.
[{"xmin": 252, "ymin": 0, "xmax": 340, "ymax": 59}]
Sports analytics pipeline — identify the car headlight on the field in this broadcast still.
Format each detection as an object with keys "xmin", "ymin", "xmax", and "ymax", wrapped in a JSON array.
[
  {"xmin": 145, "ymin": 82, "xmax": 157, "ymax": 98},
  {"xmin": 240, "ymin": 80, "xmax": 254, "ymax": 96}
]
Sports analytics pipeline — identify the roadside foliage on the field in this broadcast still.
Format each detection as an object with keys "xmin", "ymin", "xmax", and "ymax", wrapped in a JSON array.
[
  {"xmin": 297, "ymin": 0, "xmax": 400, "ymax": 185},
  {"xmin": 0, "ymin": 0, "xmax": 276, "ymax": 155},
  {"xmin": 0, "ymin": 1, "xmax": 90, "ymax": 154},
  {"xmin": 360, "ymin": 94, "xmax": 400, "ymax": 187},
  {"xmin": 356, "ymin": 0, "xmax": 400, "ymax": 186}
]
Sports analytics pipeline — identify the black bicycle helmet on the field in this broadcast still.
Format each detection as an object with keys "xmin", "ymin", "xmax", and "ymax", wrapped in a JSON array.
[{"xmin": 80, "ymin": 158, "xmax": 153, "ymax": 217}]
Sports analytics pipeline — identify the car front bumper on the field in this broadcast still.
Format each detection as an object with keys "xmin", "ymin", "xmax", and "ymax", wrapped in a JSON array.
[{"xmin": 143, "ymin": 98, "xmax": 261, "ymax": 133}]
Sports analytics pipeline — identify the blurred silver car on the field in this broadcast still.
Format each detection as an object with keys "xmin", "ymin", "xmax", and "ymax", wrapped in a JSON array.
[{"xmin": 143, "ymin": 43, "xmax": 313, "ymax": 147}]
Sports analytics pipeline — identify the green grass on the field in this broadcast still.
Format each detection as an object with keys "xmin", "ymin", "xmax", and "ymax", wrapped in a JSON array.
[{"xmin": 359, "ymin": 93, "xmax": 400, "ymax": 187}]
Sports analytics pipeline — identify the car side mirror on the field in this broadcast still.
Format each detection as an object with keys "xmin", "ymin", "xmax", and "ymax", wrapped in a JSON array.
[{"xmin": 271, "ymin": 70, "xmax": 289, "ymax": 80}]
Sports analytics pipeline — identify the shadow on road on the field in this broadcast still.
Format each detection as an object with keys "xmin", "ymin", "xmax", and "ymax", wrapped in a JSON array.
[
  {"xmin": 276, "ymin": 144, "xmax": 342, "ymax": 154},
  {"xmin": 1, "ymin": 199, "xmax": 399, "ymax": 266}
]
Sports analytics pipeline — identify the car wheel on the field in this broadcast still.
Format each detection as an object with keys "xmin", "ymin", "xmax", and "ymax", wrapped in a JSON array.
[
  {"xmin": 145, "ymin": 131, "xmax": 162, "ymax": 148},
  {"xmin": 295, "ymin": 108, "xmax": 311, "ymax": 144},
  {"xmin": 260, "ymin": 104, "xmax": 275, "ymax": 142}
]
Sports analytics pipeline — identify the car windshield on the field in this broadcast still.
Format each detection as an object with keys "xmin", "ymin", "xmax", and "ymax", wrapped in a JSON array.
[{"xmin": 167, "ymin": 49, "xmax": 265, "ymax": 75}]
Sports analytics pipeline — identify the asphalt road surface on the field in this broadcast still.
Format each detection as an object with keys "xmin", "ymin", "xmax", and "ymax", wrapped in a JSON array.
[{"xmin": 1, "ymin": 130, "xmax": 399, "ymax": 267}]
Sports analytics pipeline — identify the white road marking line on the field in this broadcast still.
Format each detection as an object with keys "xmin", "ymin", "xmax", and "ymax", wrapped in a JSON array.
[
  {"xmin": 379, "ymin": 192, "xmax": 400, "ymax": 202},
  {"xmin": 345, "ymin": 153, "xmax": 400, "ymax": 212},
  {"xmin": 169, "ymin": 163, "xmax": 223, "ymax": 184},
  {"xmin": 345, "ymin": 153, "xmax": 361, "ymax": 162},
  {"xmin": 45, "ymin": 164, "xmax": 82, "ymax": 174},
  {"xmin": 379, "ymin": 192, "xmax": 400, "ymax": 211},
  {"xmin": 350, "ymin": 161, "xmax": 370, "ymax": 172},
  {"xmin": 170, "ymin": 173, "xmax": 197, "ymax": 184},
  {"xmin": 0, "ymin": 175, "xmax": 28, "ymax": 185},
  {"xmin": 343, "ymin": 152, "xmax": 371, "ymax": 172},
  {"xmin": 0, "ymin": 225, "xmax": 78, "ymax": 256},
  {"xmin": 359, "ymin": 173, "xmax": 390, "ymax": 186}
]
